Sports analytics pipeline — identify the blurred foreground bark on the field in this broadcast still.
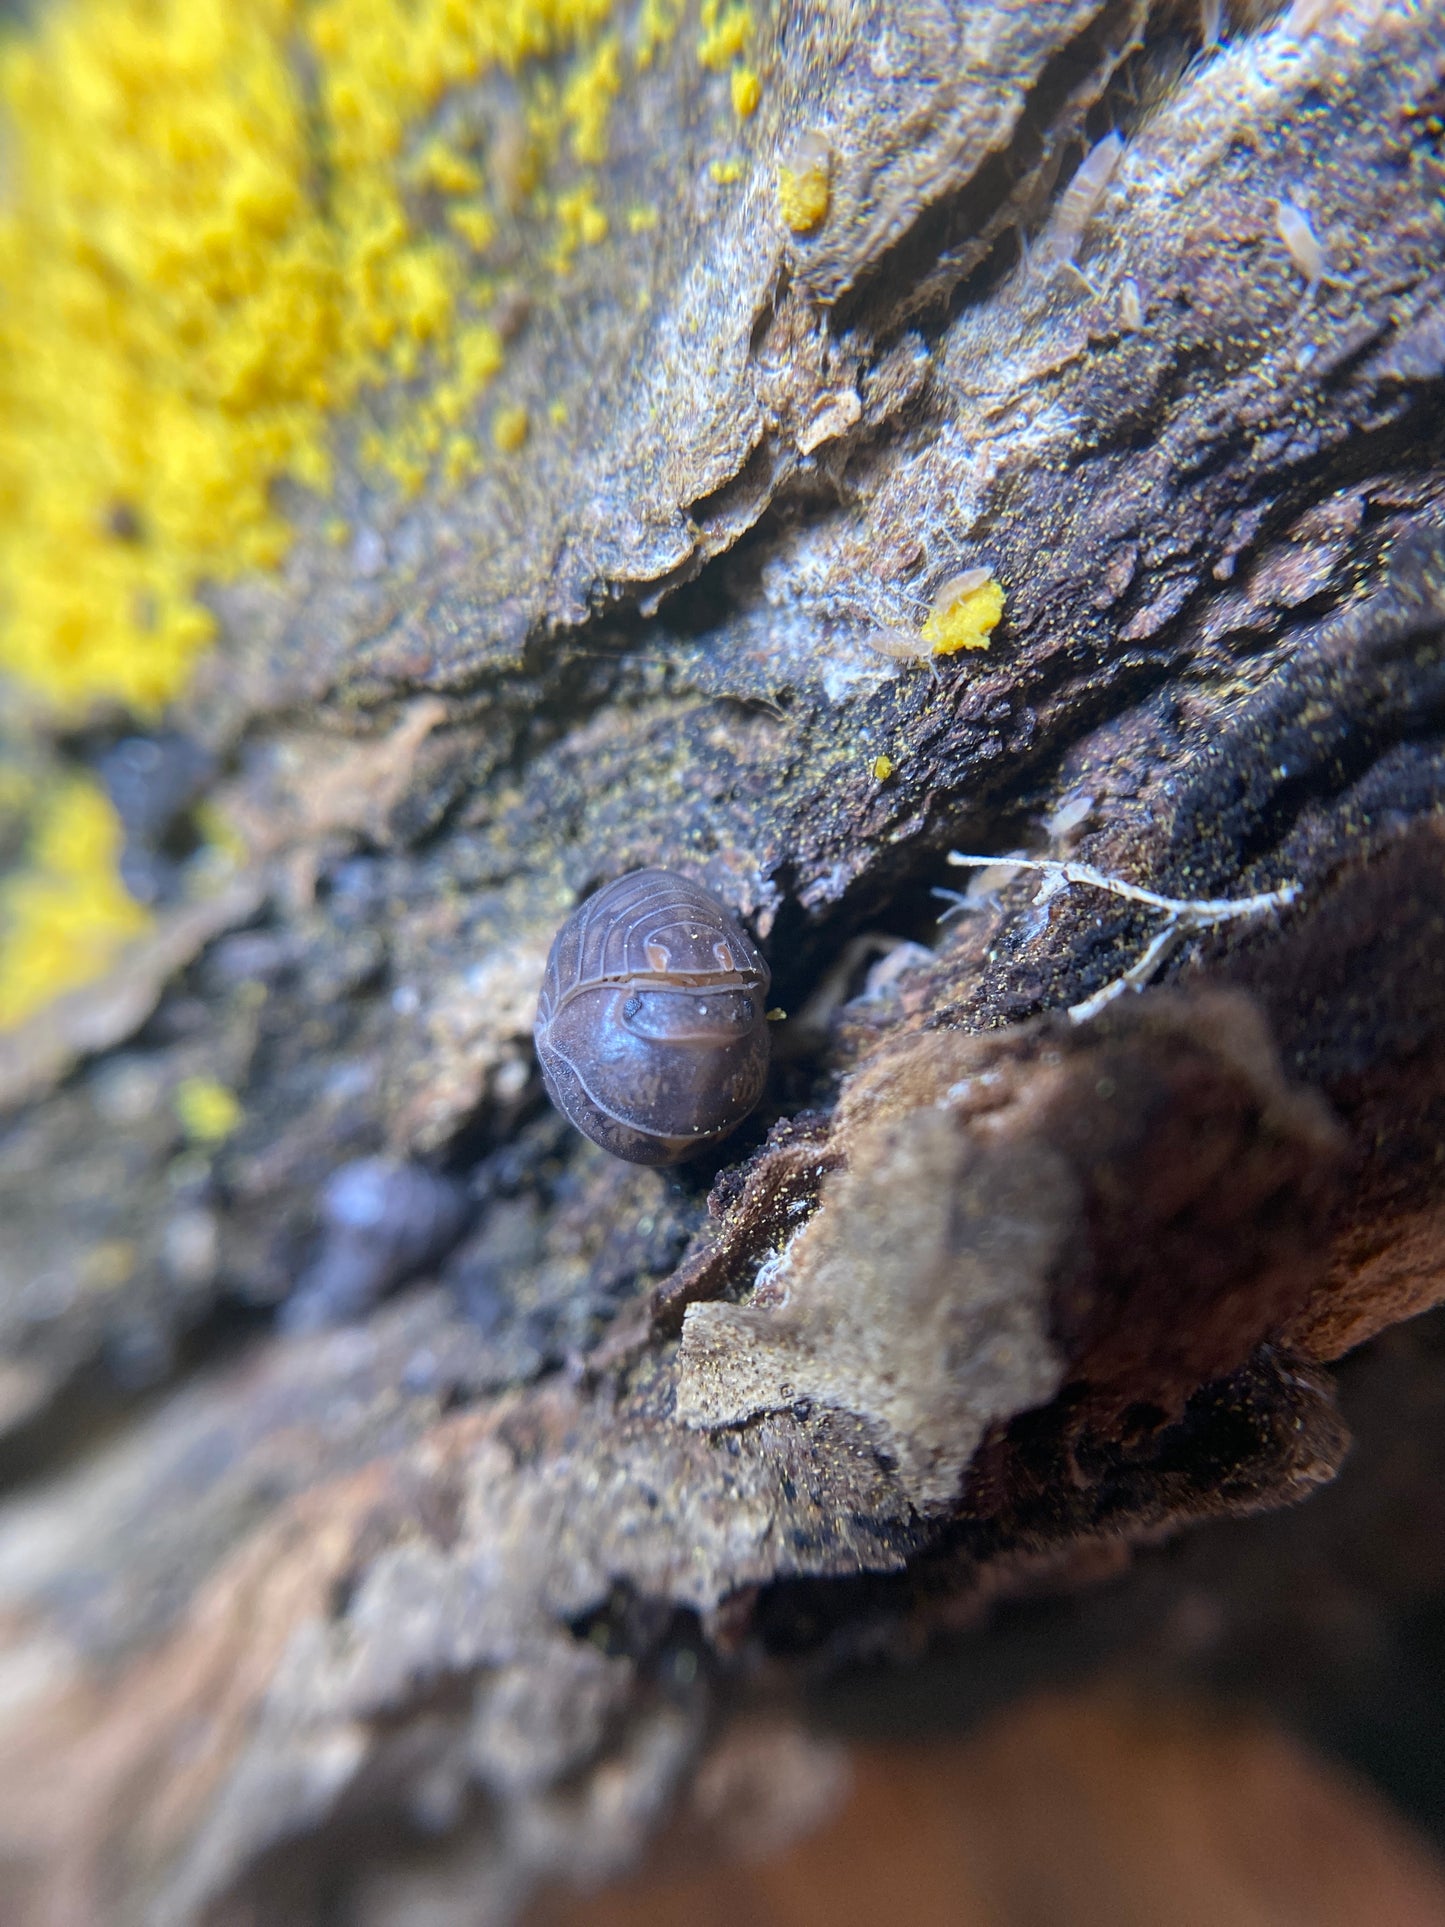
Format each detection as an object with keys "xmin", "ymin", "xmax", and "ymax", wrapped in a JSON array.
[
  {"xmin": 2, "ymin": 1, "xmax": 1445, "ymax": 1921},
  {"xmin": 536, "ymin": 1694, "xmax": 1445, "ymax": 1927}
]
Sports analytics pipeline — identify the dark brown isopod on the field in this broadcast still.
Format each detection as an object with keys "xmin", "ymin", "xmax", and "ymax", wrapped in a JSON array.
[{"xmin": 535, "ymin": 868, "xmax": 771, "ymax": 1165}]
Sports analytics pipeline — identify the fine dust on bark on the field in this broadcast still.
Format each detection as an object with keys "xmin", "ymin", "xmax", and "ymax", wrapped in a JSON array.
[{"xmin": 3, "ymin": 1, "xmax": 1445, "ymax": 1922}]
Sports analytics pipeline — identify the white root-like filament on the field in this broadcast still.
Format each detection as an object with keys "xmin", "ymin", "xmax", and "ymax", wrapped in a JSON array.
[{"xmin": 935, "ymin": 853, "xmax": 1300, "ymax": 1024}]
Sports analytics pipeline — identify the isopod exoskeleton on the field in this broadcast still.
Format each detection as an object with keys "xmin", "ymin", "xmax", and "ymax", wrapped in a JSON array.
[{"xmin": 535, "ymin": 868, "xmax": 771, "ymax": 1165}]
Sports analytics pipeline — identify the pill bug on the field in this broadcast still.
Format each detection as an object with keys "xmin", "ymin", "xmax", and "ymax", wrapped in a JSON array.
[{"xmin": 535, "ymin": 868, "xmax": 771, "ymax": 1165}]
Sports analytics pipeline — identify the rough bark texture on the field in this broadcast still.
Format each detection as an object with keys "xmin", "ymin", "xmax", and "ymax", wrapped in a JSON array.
[{"xmin": 2, "ymin": 0, "xmax": 1445, "ymax": 1921}]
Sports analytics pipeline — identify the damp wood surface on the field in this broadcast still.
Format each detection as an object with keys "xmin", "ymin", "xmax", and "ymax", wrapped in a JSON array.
[{"xmin": 2, "ymin": 1, "xmax": 1445, "ymax": 1922}]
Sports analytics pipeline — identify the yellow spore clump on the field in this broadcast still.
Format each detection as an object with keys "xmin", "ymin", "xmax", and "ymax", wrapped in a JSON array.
[
  {"xmin": 872, "ymin": 754, "xmax": 895, "ymax": 781},
  {"xmin": 919, "ymin": 572, "xmax": 1006, "ymax": 655},
  {"xmin": 777, "ymin": 159, "xmax": 830, "ymax": 233},
  {"xmin": 174, "ymin": 1075, "xmax": 243, "ymax": 1144},
  {"xmin": 0, "ymin": 0, "xmax": 618, "ymax": 718},
  {"xmin": 0, "ymin": 777, "xmax": 151, "ymax": 1029},
  {"xmin": 730, "ymin": 65, "xmax": 760, "ymax": 117},
  {"xmin": 492, "ymin": 404, "xmax": 531, "ymax": 452}
]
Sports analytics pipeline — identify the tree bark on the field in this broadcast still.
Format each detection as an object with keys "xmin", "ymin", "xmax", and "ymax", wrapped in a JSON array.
[{"xmin": 2, "ymin": 1, "xmax": 1444, "ymax": 1921}]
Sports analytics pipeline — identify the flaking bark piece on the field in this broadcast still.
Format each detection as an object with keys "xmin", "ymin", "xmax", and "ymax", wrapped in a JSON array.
[
  {"xmin": 677, "ymin": 1113, "xmax": 1075, "ymax": 1511},
  {"xmin": 778, "ymin": 0, "xmax": 1141, "ymax": 307},
  {"xmin": 0, "ymin": 993, "xmax": 1362, "ymax": 1927},
  {"xmin": 650, "ymin": 1110, "xmax": 838, "ymax": 1335},
  {"xmin": 679, "ymin": 989, "xmax": 1346, "ymax": 1514},
  {"xmin": 1229, "ymin": 818, "xmax": 1445, "ymax": 1363}
]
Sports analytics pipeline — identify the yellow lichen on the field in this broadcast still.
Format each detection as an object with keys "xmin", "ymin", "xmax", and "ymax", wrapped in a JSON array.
[
  {"xmin": 0, "ymin": 777, "xmax": 151, "ymax": 1029},
  {"xmin": 920, "ymin": 576, "xmax": 1006, "ymax": 655},
  {"xmin": 173, "ymin": 1075, "xmax": 243, "ymax": 1144},
  {"xmin": 492, "ymin": 404, "xmax": 531, "ymax": 452},
  {"xmin": 444, "ymin": 433, "xmax": 481, "ymax": 483},
  {"xmin": 777, "ymin": 160, "xmax": 830, "ymax": 233},
  {"xmin": 563, "ymin": 34, "xmax": 620, "ymax": 163},
  {"xmin": 456, "ymin": 323, "xmax": 507, "ymax": 390},
  {"xmin": 0, "ymin": 0, "xmax": 643, "ymax": 1026},
  {"xmin": 550, "ymin": 182, "xmax": 610, "ymax": 266},
  {"xmin": 633, "ymin": 0, "xmax": 683, "ymax": 69},
  {"xmin": 697, "ymin": 0, "xmax": 752, "ymax": 71},
  {"xmin": 449, "ymin": 202, "xmax": 499, "ymax": 252},
  {"xmin": 0, "ymin": 0, "xmax": 619, "ymax": 719},
  {"xmin": 408, "ymin": 138, "xmax": 484, "ymax": 196},
  {"xmin": 730, "ymin": 65, "xmax": 760, "ymax": 117},
  {"xmin": 872, "ymin": 753, "xmax": 895, "ymax": 781}
]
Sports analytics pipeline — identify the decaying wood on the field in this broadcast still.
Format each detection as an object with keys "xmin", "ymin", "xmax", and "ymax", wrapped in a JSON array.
[{"xmin": 2, "ymin": 0, "xmax": 1445, "ymax": 1920}]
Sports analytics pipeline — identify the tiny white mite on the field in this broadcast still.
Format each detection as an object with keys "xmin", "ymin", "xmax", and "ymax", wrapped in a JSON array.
[
  {"xmin": 1273, "ymin": 198, "xmax": 1330, "ymax": 303},
  {"xmin": 1048, "ymin": 133, "xmax": 1125, "ymax": 290}
]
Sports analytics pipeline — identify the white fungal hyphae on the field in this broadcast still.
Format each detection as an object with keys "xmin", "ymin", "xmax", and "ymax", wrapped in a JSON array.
[
  {"xmin": 936, "ymin": 854, "xmax": 1300, "ymax": 1023},
  {"xmin": 934, "ymin": 852, "xmax": 1029, "ymax": 918}
]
